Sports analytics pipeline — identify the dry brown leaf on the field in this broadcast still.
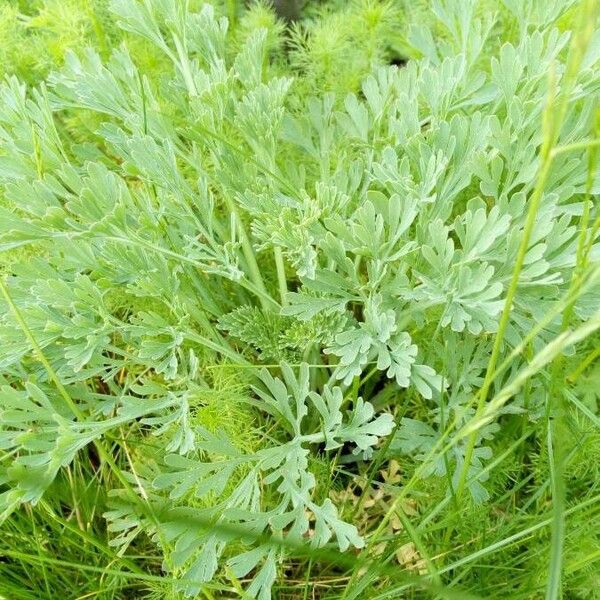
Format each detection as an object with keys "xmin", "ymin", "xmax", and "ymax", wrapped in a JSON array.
[{"xmin": 396, "ymin": 542, "xmax": 428, "ymax": 575}]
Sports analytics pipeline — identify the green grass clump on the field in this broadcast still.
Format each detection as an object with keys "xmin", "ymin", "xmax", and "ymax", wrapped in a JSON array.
[{"xmin": 0, "ymin": 1, "xmax": 599, "ymax": 599}]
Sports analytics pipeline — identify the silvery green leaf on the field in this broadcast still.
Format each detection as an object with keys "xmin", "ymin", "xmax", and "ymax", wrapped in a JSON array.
[{"xmin": 311, "ymin": 498, "xmax": 364, "ymax": 551}]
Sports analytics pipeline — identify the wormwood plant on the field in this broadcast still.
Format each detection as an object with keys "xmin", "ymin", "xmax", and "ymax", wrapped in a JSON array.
[{"xmin": 0, "ymin": 0, "xmax": 599, "ymax": 598}]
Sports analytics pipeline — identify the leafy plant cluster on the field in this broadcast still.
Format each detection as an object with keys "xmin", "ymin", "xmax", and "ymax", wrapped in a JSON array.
[{"xmin": 0, "ymin": 0, "xmax": 599, "ymax": 598}]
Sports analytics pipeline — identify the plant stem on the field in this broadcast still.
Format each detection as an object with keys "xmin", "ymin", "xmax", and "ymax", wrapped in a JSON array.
[
  {"xmin": 0, "ymin": 277, "xmax": 84, "ymax": 421},
  {"xmin": 454, "ymin": 121, "xmax": 555, "ymax": 503},
  {"xmin": 274, "ymin": 246, "xmax": 288, "ymax": 306},
  {"xmin": 225, "ymin": 198, "xmax": 276, "ymax": 312}
]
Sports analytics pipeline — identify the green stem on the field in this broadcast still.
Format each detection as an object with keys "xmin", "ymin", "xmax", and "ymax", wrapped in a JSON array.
[
  {"xmin": 455, "ymin": 131, "xmax": 555, "ymax": 502},
  {"xmin": 273, "ymin": 246, "xmax": 288, "ymax": 306},
  {"xmin": 0, "ymin": 277, "xmax": 83, "ymax": 420},
  {"xmin": 545, "ymin": 94, "xmax": 599, "ymax": 600},
  {"xmin": 394, "ymin": 504, "xmax": 441, "ymax": 586},
  {"xmin": 172, "ymin": 33, "xmax": 197, "ymax": 97},
  {"xmin": 566, "ymin": 345, "xmax": 600, "ymax": 383},
  {"xmin": 550, "ymin": 138, "xmax": 600, "ymax": 157},
  {"xmin": 226, "ymin": 0, "xmax": 237, "ymax": 32},
  {"xmin": 184, "ymin": 330, "xmax": 249, "ymax": 364},
  {"xmin": 224, "ymin": 199, "xmax": 277, "ymax": 312}
]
